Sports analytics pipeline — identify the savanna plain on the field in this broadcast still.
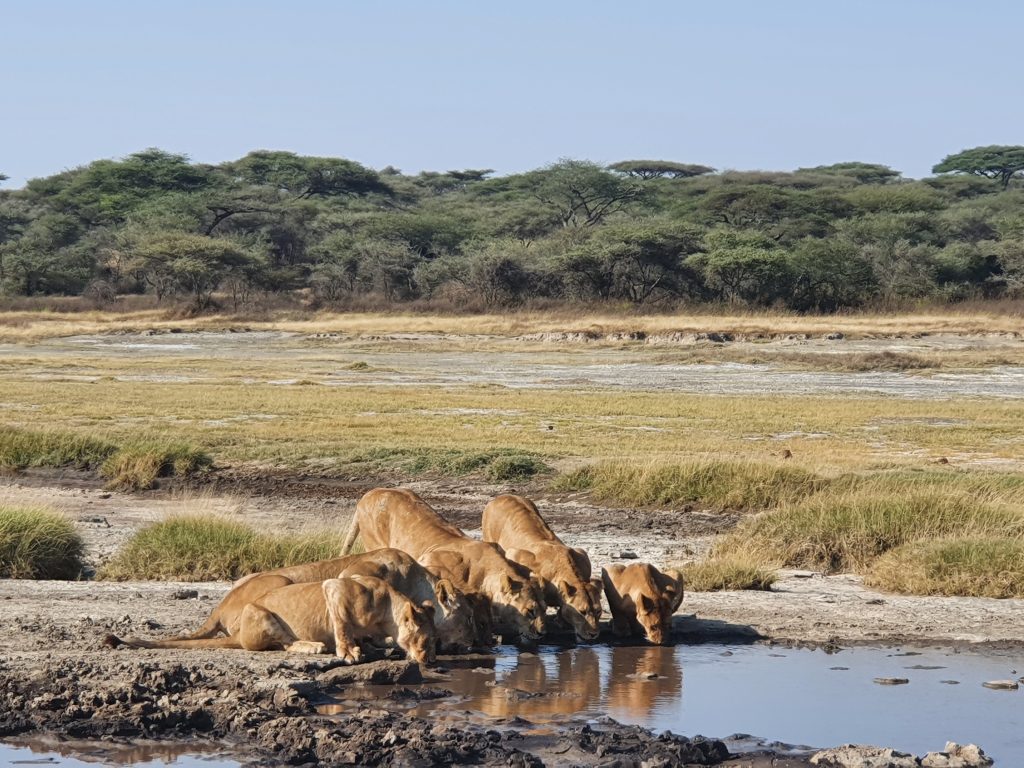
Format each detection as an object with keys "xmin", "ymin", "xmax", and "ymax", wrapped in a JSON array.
[{"xmin": 2, "ymin": 308, "xmax": 1024, "ymax": 767}]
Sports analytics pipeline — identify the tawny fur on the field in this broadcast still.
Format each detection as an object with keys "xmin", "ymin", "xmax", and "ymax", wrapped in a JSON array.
[
  {"xmin": 482, "ymin": 494, "xmax": 602, "ymax": 641},
  {"xmin": 106, "ymin": 575, "xmax": 437, "ymax": 665},
  {"xmin": 601, "ymin": 563, "xmax": 684, "ymax": 645},
  {"xmin": 343, "ymin": 488, "xmax": 546, "ymax": 641}
]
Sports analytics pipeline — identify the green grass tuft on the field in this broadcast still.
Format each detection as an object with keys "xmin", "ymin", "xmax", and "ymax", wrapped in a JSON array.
[
  {"xmin": 100, "ymin": 443, "xmax": 212, "ymax": 491},
  {"xmin": 0, "ymin": 506, "xmax": 85, "ymax": 579},
  {"xmin": 486, "ymin": 454, "xmax": 551, "ymax": 482},
  {"xmin": 714, "ymin": 490, "xmax": 1024, "ymax": 573},
  {"xmin": 866, "ymin": 538, "xmax": 1024, "ymax": 598},
  {"xmin": 682, "ymin": 555, "xmax": 777, "ymax": 592},
  {"xmin": 0, "ymin": 427, "xmax": 211, "ymax": 491},
  {"xmin": 343, "ymin": 446, "xmax": 550, "ymax": 480},
  {"xmin": 98, "ymin": 515, "xmax": 351, "ymax": 581},
  {"xmin": 552, "ymin": 458, "xmax": 822, "ymax": 510},
  {"xmin": 0, "ymin": 427, "xmax": 116, "ymax": 470}
]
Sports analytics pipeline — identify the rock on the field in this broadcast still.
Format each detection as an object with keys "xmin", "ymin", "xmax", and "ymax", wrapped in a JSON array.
[
  {"xmin": 922, "ymin": 743, "xmax": 994, "ymax": 767},
  {"xmin": 981, "ymin": 679, "xmax": 1018, "ymax": 690},
  {"xmin": 171, "ymin": 589, "xmax": 199, "ymax": 600},
  {"xmin": 873, "ymin": 678, "xmax": 909, "ymax": 686},
  {"xmin": 318, "ymin": 660, "xmax": 423, "ymax": 686},
  {"xmin": 810, "ymin": 744, "xmax": 918, "ymax": 767},
  {"xmin": 824, "ymin": 332, "xmax": 845, "ymax": 340},
  {"xmin": 618, "ymin": 551, "xmax": 639, "ymax": 559}
]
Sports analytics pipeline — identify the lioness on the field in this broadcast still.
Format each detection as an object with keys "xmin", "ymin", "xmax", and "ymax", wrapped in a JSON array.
[
  {"xmin": 343, "ymin": 488, "xmax": 546, "ymax": 641},
  {"xmin": 482, "ymin": 494, "xmax": 602, "ymax": 641},
  {"xmin": 601, "ymin": 563, "xmax": 684, "ymax": 645},
  {"xmin": 148, "ymin": 548, "xmax": 480, "ymax": 653},
  {"xmin": 106, "ymin": 575, "xmax": 437, "ymax": 665}
]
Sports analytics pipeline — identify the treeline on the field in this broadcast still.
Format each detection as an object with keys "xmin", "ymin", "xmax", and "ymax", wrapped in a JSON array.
[{"xmin": 0, "ymin": 146, "xmax": 1022, "ymax": 311}]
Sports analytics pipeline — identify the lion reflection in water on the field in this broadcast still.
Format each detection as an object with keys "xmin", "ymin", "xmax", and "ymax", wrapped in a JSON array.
[{"xmin": 606, "ymin": 645, "xmax": 683, "ymax": 721}]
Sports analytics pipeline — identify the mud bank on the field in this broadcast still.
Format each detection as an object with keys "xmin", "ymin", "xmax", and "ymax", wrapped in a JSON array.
[{"xmin": 0, "ymin": 654, "xmax": 791, "ymax": 767}]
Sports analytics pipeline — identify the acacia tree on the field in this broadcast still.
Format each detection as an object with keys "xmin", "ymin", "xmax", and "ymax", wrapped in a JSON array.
[
  {"xmin": 933, "ymin": 146, "xmax": 1024, "ymax": 189},
  {"xmin": 608, "ymin": 160, "xmax": 715, "ymax": 180},
  {"xmin": 131, "ymin": 232, "xmax": 254, "ymax": 309},
  {"xmin": 227, "ymin": 151, "xmax": 393, "ymax": 200},
  {"xmin": 519, "ymin": 160, "xmax": 643, "ymax": 228}
]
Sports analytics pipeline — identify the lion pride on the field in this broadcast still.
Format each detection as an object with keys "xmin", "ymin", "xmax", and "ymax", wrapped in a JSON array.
[
  {"xmin": 343, "ymin": 488, "xmax": 546, "ymax": 641},
  {"xmin": 482, "ymin": 494, "xmax": 602, "ymax": 641}
]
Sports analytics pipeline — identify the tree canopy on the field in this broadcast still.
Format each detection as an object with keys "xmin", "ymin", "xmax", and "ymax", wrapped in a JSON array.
[
  {"xmin": 1, "ymin": 145, "xmax": 1022, "ymax": 311},
  {"xmin": 933, "ymin": 146, "xmax": 1024, "ymax": 189}
]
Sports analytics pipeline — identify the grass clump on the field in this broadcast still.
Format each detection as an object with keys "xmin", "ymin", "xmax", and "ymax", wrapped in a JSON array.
[
  {"xmin": 714, "ymin": 490, "xmax": 1024, "ymax": 573},
  {"xmin": 486, "ymin": 454, "xmax": 551, "ymax": 482},
  {"xmin": 99, "ymin": 514, "xmax": 350, "ymax": 581},
  {"xmin": 0, "ymin": 427, "xmax": 211, "ymax": 491},
  {"xmin": 345, "ymin": 446, "xmax": 550, "ymax": 480},
  {"xmin": 100, "ymin": 443, "xmax": 212, "ymax": 491},
  {"xmin": 866, "ymin": 538, "xmax": 1024, "ymax": 598},
  {"xmin": 0, "ymin": 506, "xmax": 85, "ymax": 579},
  {"xmin": 682, "ymin": 555, "xmax": 777, "ymax": 592},
  {"xmin": 0, "ymin": 427, "xmax": 116, "ymax": 470},
  {"xmin": 552, "ymin": 459, "xmax": 822, "ymax": 510}
]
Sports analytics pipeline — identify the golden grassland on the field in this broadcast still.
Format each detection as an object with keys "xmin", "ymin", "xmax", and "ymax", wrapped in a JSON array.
[
  {"xmin": 3, "ymin": 316, "xmax": 1024, "ymax": 595},
  {"xmin": 1, "ymin": 305, "xmax": 1023, "ymax": 343}
]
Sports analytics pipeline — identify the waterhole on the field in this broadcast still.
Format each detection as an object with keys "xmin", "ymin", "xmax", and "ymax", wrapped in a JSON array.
[
  {"xmin": 322, "ymin": 643, "xmax": 1024, "ymax": 762},
  {"xmin": 0, "ymin": 737, "xmax": 240, "ymax": 766}
]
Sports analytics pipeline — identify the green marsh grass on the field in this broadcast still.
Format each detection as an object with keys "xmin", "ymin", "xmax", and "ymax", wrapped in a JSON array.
[
  {"xmin": 0, "ymin": 506, "xmax": 84, "ymax": 579},
  {"xmin": 98, "ymin": 515, "xmax": 352, "ymax": 581},
  {"xmin": 866, "ymin": 538, "xmax": 1024, "ymax": 598}
]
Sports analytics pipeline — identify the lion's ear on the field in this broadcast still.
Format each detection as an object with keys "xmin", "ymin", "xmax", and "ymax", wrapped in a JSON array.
[
  {"xmin": 435, "ymin": 579, "xmax": 458, "ymax": 610},
  {"xmin": 561, "ymin": 580, "xmax": 577, "ymax": 598},
  {"xmin": 639, "ymin": 594, "xmax": 656, "ymax": 612},
  {"xmin": 502, "ymin": 574, "xmax": 523, "ymax": 594}
]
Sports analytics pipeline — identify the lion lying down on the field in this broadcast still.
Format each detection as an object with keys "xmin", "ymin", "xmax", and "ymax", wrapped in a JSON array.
[{"xmin": 105, "ymin": 574, "xmax": 437, "ymax": 665}]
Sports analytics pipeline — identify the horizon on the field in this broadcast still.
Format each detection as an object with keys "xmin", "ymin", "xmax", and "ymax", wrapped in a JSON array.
[{"xmin": 4, "ymin": 1, "xmax": 1023, "ymax": 187}]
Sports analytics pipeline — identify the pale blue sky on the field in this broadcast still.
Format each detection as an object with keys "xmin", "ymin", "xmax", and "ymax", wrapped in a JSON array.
[{"xmin": 2, "ymin": 1, "xmax": 1021, "ymax": 186}]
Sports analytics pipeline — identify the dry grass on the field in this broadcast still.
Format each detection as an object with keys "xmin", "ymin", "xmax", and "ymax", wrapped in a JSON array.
[
  {"xmin": 866, "ymin": 538, "xmax": 1024, "ymax": 598},
  {"xmin": 2, "ymin": 306, "xmax": 1023, "ymax": 343},
  {"xmin": 98, "ymin": 514, "xmax": 352, "ymax": 581},
  {"xmin": 0, "ymin": 505, "xmax": 85, "ymax": 579},
  {"xmin": 99, "ymin": 443, "xmax": 212, "ymax": 491}
]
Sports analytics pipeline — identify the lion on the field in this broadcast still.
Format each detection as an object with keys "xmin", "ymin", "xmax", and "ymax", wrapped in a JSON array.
[
  {"xmin": 105, "ymin": 574, "xmax": 437, "ymax": 665},
  {"xmin": 481, "ymin": 494, "xmax": 602, "ymax": 641},
  {"xmin": 601, "ymin": 563, "xmax": 684, "ymax": 645},
  {"xmin": 137, "ymin": 548, "xmax": 482, "ymax": 653},
  {"xmin": 342, "ymin": 488, "xmax": 546, "ymax": 641}
]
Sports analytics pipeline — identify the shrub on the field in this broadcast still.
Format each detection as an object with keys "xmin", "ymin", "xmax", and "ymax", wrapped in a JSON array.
[
  {"xmin": 0, "ymin": 506, "xmax": 85, "ymax": 579},
  {"xmin": 98, "ymin": 515, "xmax": 351, "ymax": 581},
  {"xmin": 866, "ymin": 538, "xmax": 1024, "ymax": 598}
]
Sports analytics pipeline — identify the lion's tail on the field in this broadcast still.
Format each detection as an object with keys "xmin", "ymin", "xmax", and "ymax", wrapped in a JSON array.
[
  {"xmin": 104, "ymin": 633, "xmax": 242, "ymax": 650},
  {"xmin": 340, "ymin": 515, "xmax": 360, "ymax": 556}
]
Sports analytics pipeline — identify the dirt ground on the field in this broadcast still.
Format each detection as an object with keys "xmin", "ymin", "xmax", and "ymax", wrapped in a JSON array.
[{"xmin": 2, "ymin": 471, "xmax": 1020, "ymax": 766}]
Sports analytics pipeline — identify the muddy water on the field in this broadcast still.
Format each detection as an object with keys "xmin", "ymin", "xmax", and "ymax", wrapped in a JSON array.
[
  {"xmin": 7, "ymin": 331, "xmax": 1024, "ymax": 399},
  {"xmin": 324, "ymin": 644, "xmax": 1024, "ymax": 762},
  {"xmin": 0, "ymin": 738, "xmax": 240, "ymax": 766}
]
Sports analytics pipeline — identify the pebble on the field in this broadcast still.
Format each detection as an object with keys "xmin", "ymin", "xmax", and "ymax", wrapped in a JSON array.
[
  {"xmin": 873, "ymin": 677, "xmax": 909, "ymax": 685},
  {"xmin": 172, "ymin": 589, "xmax": 200, "ymax": 600},
  {"xmin": 617, "ymin": 551, "xmax": 638, "ymax": 559}
]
